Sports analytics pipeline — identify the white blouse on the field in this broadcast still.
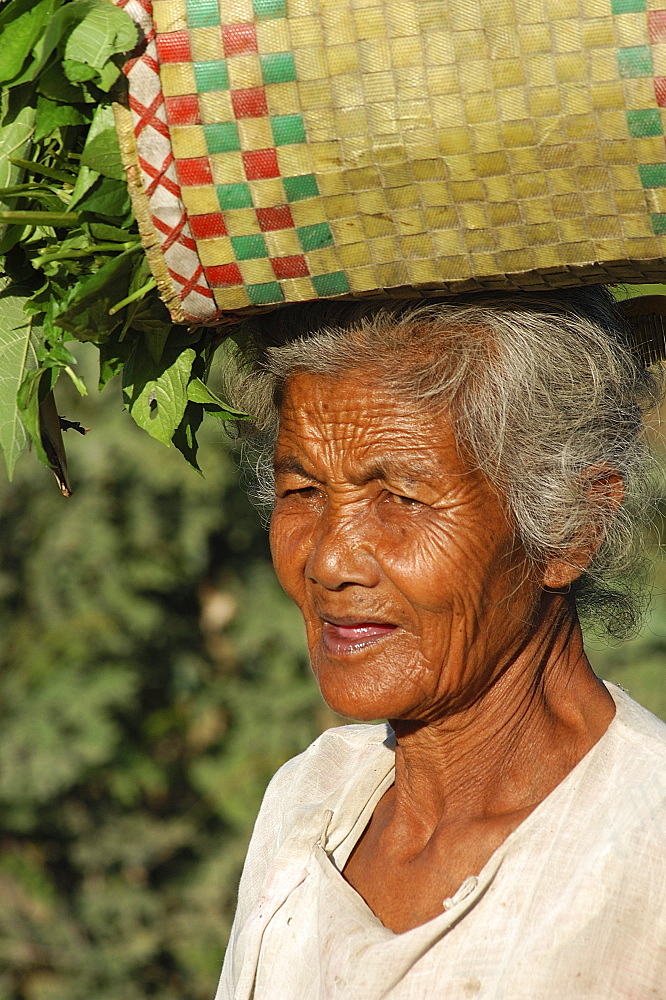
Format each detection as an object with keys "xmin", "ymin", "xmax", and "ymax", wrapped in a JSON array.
[{"xmin": 216, "ymin": 684, "xmax": 666, "ymax": 1000}]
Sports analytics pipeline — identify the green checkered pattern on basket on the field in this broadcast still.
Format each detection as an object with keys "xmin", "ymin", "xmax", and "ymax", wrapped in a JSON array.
[{"xmin": 177, "ymin": 0, "xmax": 353, "ymax": 304}]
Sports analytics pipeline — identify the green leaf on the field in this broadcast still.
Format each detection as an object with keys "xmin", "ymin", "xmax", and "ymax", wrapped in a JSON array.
[
  {"xmin": 8, "ymin": 0, "xmax": 91, "ymax": 89},
  {"xmin": 122, "ymin": 291, "xmax": 175, "ymax": 361},
  {"xmin": 63, "ymin": 57, "xmax": 120, "ymax": 91},
  {"xmin": 142, "ymin": 323, "xmax": 172, "ymax": 365},
  {"xmin": 0, "ymin": 92, "xmax": 36, "ymax": 206},
  {"xmin": 67, "ymin": 160, "xmax": 99, "ymax": 208},
  {"xmin": 36, "ymin": 340, "xmax": 77, "ymax": 368},
  {"xmin": 55, "ymin": 246, "xmax": 139, "ymax": 342},
  {"xmin": 0, "ymin": 280, "xmax": 38, "ymax": 477},
  {"xmin": 63, "ymin": 1, "xmax": 137, "ymax": 85},
  {"xmin": 87, "ymin": 221, "xmax": 133, "ymax": 243},
  {"xmin": 96, "ymin": 58, "xmax": 123, "ymax": 91},
  {"xmin": 122, "ymin": 345, "xmax": 196, "ymax": 446},
  {"xmin": 0, "ymin": 223, "xmax": 25, "ymax": 254},
  {"xmin": 36, "ymin": 59, "xmax": 85, "ymax": 104},
  {"xmin": 0, "ymin": 0, "xmax": 53, "ymax": 30},
  {"xmin": 62, "ymin": 59, "xmax": 98, "ymax": 85},
  {"xmin": 172, "ymin": 401, "xmax": 205, "ymax": 472},
  {"xmin": 187, "ymin": 377, "xmax": 249, "ymax": 418},
  {"xmin": 13, "ymin": 0, "xmax": 136, "ymax": 91},
  {"xmin": 79, "ymin": 105, "xmax": 125, "ymax": 180},
  {"xmin": 34, "ymin": 96, "xmax": 86, "ymax": 141},
  {"xmin": 0, "ymin": 0, "xmax": 58, "ymax": 87},
  {"xmin": 16, "ymin": 365, "xmax": 58, "ymax": 467},
  {"xmin": 98, "ymin": 355, "xmax": 121, "ymax": 389},
  {"xmin": 76, "ymin": 175, "xmax": 130, "ymax": 218},
  {"xmin": 98, "ymin": 334, "xmax": 134, "ymax": 389}
]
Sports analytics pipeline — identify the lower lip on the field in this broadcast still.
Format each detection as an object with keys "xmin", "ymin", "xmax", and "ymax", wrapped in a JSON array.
[{"xmin": 322, "ymin": 622, "xmax": 397, "ymax": 655}]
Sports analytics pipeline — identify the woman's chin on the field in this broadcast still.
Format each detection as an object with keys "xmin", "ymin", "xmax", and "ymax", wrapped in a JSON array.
[{"xmin": 312, "ymin": 651, "xmax": 425, "ymax": 723}]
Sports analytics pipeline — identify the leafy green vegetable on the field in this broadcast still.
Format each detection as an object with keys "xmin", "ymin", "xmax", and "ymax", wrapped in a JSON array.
[
  {"xmin": 0, "ymin": 281, "xmax": 38, "ymax": 477},
  {"xmin": 0, "ymin": 0, "xmax": 58, "ymax": 86},
  {"xmin": 34, "ymin": 93, "xmax": 86, "ymax": 140},
  {"xmin": 63, "ymin": 0, "xmax": 137, "ymax": 89},
  {"xmin": 16, "ymin": 364, "xmax": 58, "ymax": 467},
  {"xmin": 55, "ymin": 245, "xmax": 141, "ymax": 341},
  {"xmin": 187, "ymin": 377, "xmax": 250, "ymax": 419},
  {"xmin": 0, "ymin": 0, "xmax": 247, "ymax": 489},
  {"xmin": 98, "ymin": 332, "xmax": 134, "ymax": 389},
  {"xmin": 76, "ymin": 174, "xmax": 130, "ymax": 215},
  {"xmin": 172, "ymin": 400, "xmax": 206, "ymax": 471},
  {"xmin": 122, "ymin": 345, "xmax": 196, "ymax": 446},
  {"xmin": 0, "ymin": 109, "xmax": 34, "ymax": 184},
  {"xmin": 79, "ymin": 105, "xmax": 125, "ymax": 179}
]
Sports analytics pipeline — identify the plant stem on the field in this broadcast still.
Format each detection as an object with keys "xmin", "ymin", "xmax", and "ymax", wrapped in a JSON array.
[
  {"xmin": 108, "ymin": 278, "xmax": 157, "ymax": 316},
  {"xmin": 0, "ymin": 210, "xmax": 79, "ymax": 226},
  {"xmin": 9, "ymin": 158, "xmax": 75, "ymax": 185},
  {"xmin": 35, "ymin": 242, "xmax": 139, "ymax": 265},
  {"xmin": 0, "ymin": 183, "xmax": 56, "ymax": 197}
]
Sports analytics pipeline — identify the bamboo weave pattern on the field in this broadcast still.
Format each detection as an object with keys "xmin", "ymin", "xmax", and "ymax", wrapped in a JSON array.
[{"xmin": 116, "ymin": 0, "xmax": 666, "ymax": 323}]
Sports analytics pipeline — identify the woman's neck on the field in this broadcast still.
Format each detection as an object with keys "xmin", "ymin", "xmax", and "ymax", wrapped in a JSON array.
[
  {"xmin": 342, "ymin": 596, "xmax": 616, "ymax": 932},
  {"xmin": 387, "ymin": 597, "xmax": 615, "ymax": 838}
]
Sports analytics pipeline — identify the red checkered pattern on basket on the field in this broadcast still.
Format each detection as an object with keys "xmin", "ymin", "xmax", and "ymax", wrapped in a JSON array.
[
  {"xmin": 651, "ymin": 9, "xmax": 666, "ymax": 107},
  {"xmin": 114, "ymin": 0, "xmax": 218, "ymax": 322}
]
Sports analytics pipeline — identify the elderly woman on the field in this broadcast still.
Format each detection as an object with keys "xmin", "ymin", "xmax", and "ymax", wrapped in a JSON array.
[{"xmin": 216, "ymin": 286, "xmax": 666, "ymax": 1000}]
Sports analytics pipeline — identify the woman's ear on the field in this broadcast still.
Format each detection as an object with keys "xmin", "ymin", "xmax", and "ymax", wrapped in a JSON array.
[{"xmin": 542, "ymin": 465, "xmax": 625, "ymax": 590}]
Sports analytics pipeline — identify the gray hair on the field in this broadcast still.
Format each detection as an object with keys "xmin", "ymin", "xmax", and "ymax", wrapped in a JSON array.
[{"xmin": 224, "ymin": 287, "xmax": 663, "ymax": 640}]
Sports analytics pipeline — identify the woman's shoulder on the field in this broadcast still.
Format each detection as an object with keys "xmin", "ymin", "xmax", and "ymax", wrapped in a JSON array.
[
  {"xmin": 607, "ymin": 682, "xmax": 666, "ymax": 762},
  {"xmin": 592, "ymin": 684, "xmax": 666, "ymax": 845},
  {"xmin": 230, "ymin": 724, "xmax": 394, "ymax": 924},
  {"xmin": 265, "ymin": 722, "xmax": 394, "ymax": 816}
]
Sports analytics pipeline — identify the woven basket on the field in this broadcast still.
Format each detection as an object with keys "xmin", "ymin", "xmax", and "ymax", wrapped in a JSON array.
[{"xmin": 114, "ymin": 0, "xmax": 666, "ymax": 325}]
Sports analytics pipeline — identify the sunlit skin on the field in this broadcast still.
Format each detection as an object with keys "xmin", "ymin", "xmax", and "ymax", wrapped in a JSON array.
[{"xmin": 270, "ymin": 370, "xmax": 618, "ymax": 933}]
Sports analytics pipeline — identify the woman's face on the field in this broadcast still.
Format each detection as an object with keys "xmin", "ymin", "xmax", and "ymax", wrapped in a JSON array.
[{"xmin": 270, "ymin": 370, "xmax": 543, "ymax": 723}]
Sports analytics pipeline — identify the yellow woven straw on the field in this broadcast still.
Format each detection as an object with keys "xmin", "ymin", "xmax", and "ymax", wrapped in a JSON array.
[{"xmin": 116, "ymin": 0, "xmax": 666, "ymax": 324}]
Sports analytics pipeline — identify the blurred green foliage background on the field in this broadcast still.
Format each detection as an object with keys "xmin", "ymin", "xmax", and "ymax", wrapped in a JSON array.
[{"xmin": 0, "ymin": 346, "xmax": 663, "ymax": 1000}]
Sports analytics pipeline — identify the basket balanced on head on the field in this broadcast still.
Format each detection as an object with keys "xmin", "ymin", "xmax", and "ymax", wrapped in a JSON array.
[{"xmin": 116, "ymin": 0, "xmax": 666, "ymax": 324}]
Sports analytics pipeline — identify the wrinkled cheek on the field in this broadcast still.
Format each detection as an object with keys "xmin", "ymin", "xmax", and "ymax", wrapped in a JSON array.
[
  {"xmin": 383, "ymin": 534, "xmax": 500, "ymax": 616},
  {"xmin": 269, "ymin": 518, "xmax": 308, "ymax": 604},
  {"xmin": 382, "ymin": 551, "xmax": 464, "ymax": 615}
]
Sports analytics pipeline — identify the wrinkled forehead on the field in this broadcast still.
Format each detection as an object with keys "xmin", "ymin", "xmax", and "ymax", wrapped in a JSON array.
[
  {"xmin": 277, "ymin": 368, "xmax": 439, "ymax": 433},
  {"xmin": 275, "ymin": 369, "xmax": 465, "ymax": 479}
]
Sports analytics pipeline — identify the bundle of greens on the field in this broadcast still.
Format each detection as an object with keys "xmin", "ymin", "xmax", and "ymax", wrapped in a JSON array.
[{"xmin": 0, "ymin": 0, "xmax": 245, "ymax": 494}]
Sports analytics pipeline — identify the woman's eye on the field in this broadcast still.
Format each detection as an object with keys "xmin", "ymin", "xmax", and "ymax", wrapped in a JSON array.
[
  {"xmin": 388, "ymin": 492, "xmax": 422, "ymax": 507},
  {"xmin": 282, "ymin": 486, "xmax": 320, "ymax": 499}
]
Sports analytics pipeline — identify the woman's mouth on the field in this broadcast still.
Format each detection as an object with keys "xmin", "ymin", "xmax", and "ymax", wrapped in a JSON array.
[{"xmin": 321, "ymin": 619, "xmax": 397, "ymax": 655}]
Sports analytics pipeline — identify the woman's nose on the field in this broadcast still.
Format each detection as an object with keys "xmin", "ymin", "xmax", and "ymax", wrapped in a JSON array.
[{"xmin": 305, "ymin": 505, "xmax": 379, "ymax": 591}]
